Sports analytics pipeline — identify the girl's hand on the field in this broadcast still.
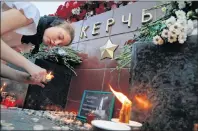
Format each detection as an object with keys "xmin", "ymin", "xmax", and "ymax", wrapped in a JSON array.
[
  {"xmin": 25, "ymin": 75, "xmax": 46, "ymax": 88},
  {"xmin": 25, "ymin": 63, "xmax": 47, "ymax": 84}
]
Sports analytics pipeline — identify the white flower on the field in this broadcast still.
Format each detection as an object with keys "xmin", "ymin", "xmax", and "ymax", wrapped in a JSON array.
[
  {"xmin": 86, "ymin": 11, "xmax": 94, "ymax": 18},
  {"xmin": 177, "ymin": 1, "xmax": 186, "ymax": 9},
  {"xmin": 161, "ymin": 7, "xmax": 166, "ymax": 12},
  {"xmin": 161, "ymin": 29, "xmax": 169, "ymax": 38},
  {"xmin": 165, "ymin": 16, "xmax": 176, "ymax": 27},
  {"xmin": 186, "ymin": 19, "xmax": 194, "ymax": 35},
  {"xmin": 177, "ymin": 19, "xmax": 187, "ymax": 27},
  {"xmin": 178, "ymin": 33, "xmax": 187, "ymax": 44},
  {"xmin": 193, "ymin": 20, "xmax": 198, "ymax": 27},
  {"xmin": 175, "ymin": 10, "xmax": 186, "ymax": 20},
  {"xmin": 153, "ymin": 35, "xmax": 164, "ymax": 45},
  {"xmin": 72, "ymin": 7, "xmax": 80, "ymax": 15},
  {"xmin": 187, "ymin": 11, "xmax": 193, "ymax": 19},
  {"xmin": 168, "ymin": 32, "xmax": 177, "ymax": 43},
  {"xmin": 180, "ymin": 26, "xmax": 187, "ymax": 34},
  {"xmin": 196, "ymin": 9, "xmax": 198, "ymax": 14},
  {"xmin": 169, "ymin": 22, "xmax": 182, "ymax": 35}
]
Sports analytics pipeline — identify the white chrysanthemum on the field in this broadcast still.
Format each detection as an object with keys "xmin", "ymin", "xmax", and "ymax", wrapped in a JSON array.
[
  {"xmin": 153, "ymin": 35, "xmax": 164, "ymax": 45},
  {"xmin": 177, "ymin": 1, "xmax": 186, "ymax": 9},
  {"xmin": 180, "ymin": 26, "xmax": 187, "ymax": 34},
  {"xmin": 168, "ymin": 32, "xmax": 177, "ymax": 43},
  {"xmin": 161, "ymin": 29, "xmax": 169, "ymax": 38},
  {"xmin": 175, "ymin": 10, "xmax": 186, "ymax": 20},
  {"xmin": 178, "ymin": 33, "xmax": 187, "ymax": 44},
  {"xmin": 165, "ymin": 16, "xmax": 176, "ymax": 27},
  {"xmin": 169, "ymin": 22, "xmax": 182, "ymax": 35},
  {"xmin": 72, "ymin": 7, "xmax": 80, "ymax": 15},
  {"xmin": 177, "ymin": 19, "xmax": 187, "ymax": 27},
  {"xmin": 186, "ymin": 19, "xmax": 194, "ymax": 35}
]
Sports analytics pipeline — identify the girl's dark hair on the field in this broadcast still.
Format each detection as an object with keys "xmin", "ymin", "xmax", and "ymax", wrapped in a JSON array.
[{"xmin": 21, "ymin": 15, "xmax": 74, "ymax": 54}]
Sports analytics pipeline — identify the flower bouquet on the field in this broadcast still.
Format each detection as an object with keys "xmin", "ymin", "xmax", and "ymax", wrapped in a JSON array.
[
  {"xmin": 153, "ymin": 10, "xmax": 196, "ymax": 45},
  {"xmin": 23, "ymin": 44, "xmax": 82, "ymax": 76},
  {"xmin": 153, "ymin": 1, "xmax": 197, "ymax": 45}
]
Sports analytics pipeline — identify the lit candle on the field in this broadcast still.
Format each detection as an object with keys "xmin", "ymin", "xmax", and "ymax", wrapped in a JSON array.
[
  {"xmin": 64, "ymin": 111, "xmax": 69, "ymax": 118},
  {"xmin": 109, "ymin": 84, "xmax": 132, "ymax": 124},
  {"xmin": 69, "ymin": 112, "xmax": 74, "ymax": 119},
  {"xmin": 119, "ymin": 101, "xmax": 132, "ymax": 123},
  {"xmin": 84, "ymin": 123, "xmax": 92, "ymax": 130},
  {"xmin": 45, "ymin": 72, "xmax": 54, "ymax": 82},
  {"xmin": 75, "ymin": 120, "xmax": 82, "ymax": 126},
  {"xmin": 0, "ymin": 83, "xmax": 7, "ymax": 92}
]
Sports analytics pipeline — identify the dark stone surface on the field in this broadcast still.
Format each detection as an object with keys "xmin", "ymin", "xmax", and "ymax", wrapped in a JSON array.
[
  {"xmin": 130, "ymin": 35, "xmax": 198, "ymax": 131},
  {"xmin": 23, "ymin": 59, "xmax": 73, "ymax": 110},
  {"xmin": 0, "ymin": 108, "xmax": 62, "ymax": 130}
]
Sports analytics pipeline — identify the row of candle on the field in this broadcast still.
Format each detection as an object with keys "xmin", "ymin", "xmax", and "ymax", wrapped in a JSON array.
[{"xmin": 23, "ymin": 109, "xmax": 92, "ymax": 130}]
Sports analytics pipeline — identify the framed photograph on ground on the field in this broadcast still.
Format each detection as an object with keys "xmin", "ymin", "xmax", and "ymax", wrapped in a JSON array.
[{"xmin": 78, "ymin": 90, "xmax": 115, "ymax": 121}]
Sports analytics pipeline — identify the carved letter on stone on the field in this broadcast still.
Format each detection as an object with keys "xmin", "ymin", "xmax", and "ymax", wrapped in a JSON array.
[
  {"xmin": 142, "ymin": 9, "xmax": 153, "ymax": 24},
  {"xmin": 106, "ymin": 18, "xmax": 115, "ymax": 33},
  {"xmin": 80, "ymin": 26, "xmax": 89, "ymax": 39},
  {"xmin": 122, "ymin": 13, "xmax": 132, "ymax": 28},
  {"xmin": 92, "ymin": 22, "xmax": 101, "ymax": 36}
]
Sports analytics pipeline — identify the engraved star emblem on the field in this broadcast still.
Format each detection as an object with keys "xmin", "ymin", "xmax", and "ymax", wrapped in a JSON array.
[{"xmin": 100, "ymin": 39, "xmax": 118, "ymax": 59}]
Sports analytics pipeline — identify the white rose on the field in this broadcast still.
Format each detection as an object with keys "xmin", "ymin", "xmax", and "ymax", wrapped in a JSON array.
[
  {"xmin": 165, "ymin": 16, "xmax": 176, "ymax": 27},
  {"xmin": 177, "ymin": 1, "xmax": 186, "ymax": 9},
  {"xmin": 72, "ymin": 7, "xmax": 80, "ymax": 15},
  {"xmin": 175, "ymin": 10, "xmax": 186, "ymax": 20}
]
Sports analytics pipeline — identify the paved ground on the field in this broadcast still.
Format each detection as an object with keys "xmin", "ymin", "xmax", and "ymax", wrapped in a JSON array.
[{"xmin": 0, "ymin": 107, "xmax": 68, "ymax": 130}]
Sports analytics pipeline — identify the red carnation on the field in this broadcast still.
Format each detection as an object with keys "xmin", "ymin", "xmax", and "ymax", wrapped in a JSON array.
[
  {"xmin": 79, "ymin": 9, "xmax": 87, "ymax": 20},
  {"xmin": 99, "ymin": 3, "xmax": 105, "ymax": 9},
  {"xmin": 56, "ymin": 5, "xmax": 66, "ymax": 18},
  {"xmin": 95, "ymin": 8, "xmax": 100, "ymax": 15}
]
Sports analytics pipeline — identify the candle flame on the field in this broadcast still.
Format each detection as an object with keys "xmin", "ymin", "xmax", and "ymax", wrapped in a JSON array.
[
  {"xmin": 46, "ymin": 72, "xmax": 54, "ymax": 80},
  {"xmin": 109, "ymin": 84, "xmax": 131, "ymax": 104},
  {"xmin": 135, "ymin": 95, "xmax": 151, "ymax": 109},
  {"xmin": 0, "ymin": 83, "xmax": 7, "ymax": 92}
]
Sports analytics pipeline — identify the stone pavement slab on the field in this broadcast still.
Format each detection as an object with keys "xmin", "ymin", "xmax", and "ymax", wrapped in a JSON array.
[{"xmin": 0, "ymin": 108, "xmax": 69, "ymax": 130}]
